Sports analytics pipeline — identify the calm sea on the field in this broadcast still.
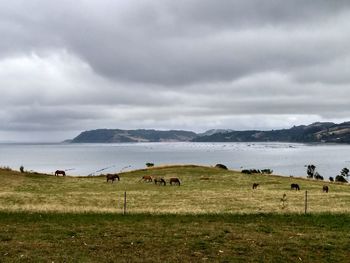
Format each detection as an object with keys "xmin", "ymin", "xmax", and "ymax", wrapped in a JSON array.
[{"xmin": 0, "ymin": 142, "xmax": 349, "ymax": 178}]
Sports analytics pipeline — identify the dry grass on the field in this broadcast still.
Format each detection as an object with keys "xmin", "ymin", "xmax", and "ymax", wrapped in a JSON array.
[{"xmin": 0, "ymin": 166, "xmax": 349, "ymax": 214}]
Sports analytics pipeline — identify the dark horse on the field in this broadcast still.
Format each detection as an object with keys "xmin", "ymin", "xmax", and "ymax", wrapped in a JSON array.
[
  {"xmin": 106, "ymin": 174, "xmax": 120, "ymax": 183},
  {"xmin": 323, "ymin": 185, "xmax": 329, "ymax": 193},
  {"xmin": 291, "ymin": 183, "xmax": 300, "ymax": 191},
  {"xmin": 252, "ymin": 183, "xmax": 259, "ymax": 189},
  {"xmin": 169, "ymin": 177, "xmax": 181, "ymax": 186},
  {"xmin": 55, "ymin": 170, "xmax": 66, "ymax": 176},
  {"xmin": 154, "ymin": 177, "xmax": 166, "ymax": 186}
]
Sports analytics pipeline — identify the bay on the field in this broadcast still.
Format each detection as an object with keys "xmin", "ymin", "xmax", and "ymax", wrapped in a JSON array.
[{"xmin": 0, "ymin": 142, "xmax": 349, "ymax": 178}]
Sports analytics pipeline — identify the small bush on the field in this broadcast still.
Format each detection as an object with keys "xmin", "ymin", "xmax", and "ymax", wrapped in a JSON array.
[
  {"xmin": 146, "ymin": 163, "xmax": 154, "ymax": 167},
  {"xmin": 20, "ymin": 166, "xmax": 24, "ymax": 173},
  {"xmin": 215, "ymin": 164, "xmax": 228, "ymax": 170},
  {"xmin": 241, "ymin": 169, "xmax": 261, "ymax": 174},
  {"xmin": 315, "ymin": 172, "xmax": 324, "ymax": 180},
  {"xmin": 261, "ymin": 169, "xmax": 273, "ymax": 174},
  {"xmin": 329, "ymin": 177, "xmax": 334, "ymax": 182},
  {"xmin": 335, "ymin": 175, "xmax": 348, "ymax": 183}
]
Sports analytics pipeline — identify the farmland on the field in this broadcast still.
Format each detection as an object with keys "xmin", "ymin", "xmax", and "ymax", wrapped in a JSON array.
[{"xmin": 1, "ymin": 165, "xmax": 350, "ymax": 262}]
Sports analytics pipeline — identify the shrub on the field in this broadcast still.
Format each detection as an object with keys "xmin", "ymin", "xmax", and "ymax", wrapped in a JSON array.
[
  {"xmin": 146, "ymin": 163, "xmax": 154, "ymax": 167},
  {"xmin": 20, "ymin": 166, "xmax": 24, "ymax": 173},
  {"xmin": 261, "ymin": 169, "xmax": 273, "ymax": 174},
  {"xmin": 315, "ymin": 172, "xmax": 324, "ymax": 180},
  {"xmin": 335, "ymin": 175, "xmax": 348, "ymax": 183},
  {"xmin": 329, "ymin": 177, "xmax": 334, "ymax": 182},
  {"xmin": 215, "ymin": 164, "xmax": 228, "ymax": 170},
  {"xmin": 241, "ymin": 169, "xmax": 261, "ymax": 174}
]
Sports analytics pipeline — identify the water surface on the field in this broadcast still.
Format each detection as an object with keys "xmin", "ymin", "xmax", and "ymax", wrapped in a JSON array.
[{"xmin": 0, "ymin": 142, "xmax": 349, "ymax": 178}]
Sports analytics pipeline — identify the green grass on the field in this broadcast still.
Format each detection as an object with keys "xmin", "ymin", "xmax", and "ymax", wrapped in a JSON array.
[{"xmin": 0, "ymin": 212, "xmax": 349, "ymax": 262}]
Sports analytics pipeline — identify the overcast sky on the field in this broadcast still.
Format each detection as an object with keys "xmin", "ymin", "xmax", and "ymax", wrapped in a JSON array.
[{"xmin": 1, "ymin": 0, "xmax": 350, "ymax": 142}]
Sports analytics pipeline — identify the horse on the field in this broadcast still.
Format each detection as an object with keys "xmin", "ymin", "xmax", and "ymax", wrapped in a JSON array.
[
  {"xmin": 252, "ymin": 183, "xmax": 259, "ymax": 189},
  {"xmin": 169, "ymin": 177, "xmax": 181, "ymax": 186},
  {"xmin": 291, "ymin": 183, "xmax": 300, "ymax": 191},
  {"xmin": 106, "ymin": 174, "xmax": 120, "ymax": 183},
  {"xmin": 141, "ymin": 175, "xmax": 153, "ymax": 182},
  {"xmin": 55, "ymin": 170, "xmax": 66, "ymax": 176},
  {"xmin": 323, "ymin": 185, "xmax": 329, "ymax": 193},
  {"xmin": 154, "ymin": 177, "xmax": 166, "ymax": 186}
]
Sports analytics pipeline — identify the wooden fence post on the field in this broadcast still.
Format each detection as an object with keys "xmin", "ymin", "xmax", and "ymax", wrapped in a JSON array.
[
  {"xmin": 304, "ymin": 190, "xmax": 308, "ymax": 214},
  {"xmin": 123, "ymin": 191, "xmax": 127, "ymax": 215}
]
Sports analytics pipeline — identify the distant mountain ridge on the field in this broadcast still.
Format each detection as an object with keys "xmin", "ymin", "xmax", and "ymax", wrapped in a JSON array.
[
  {"xmin": 70, "ymin": 122, "xmax": 350, "ymax": 143},
  {"xmin": 193, "ymin": 122, "xmax": 350, "ymax": 143}
]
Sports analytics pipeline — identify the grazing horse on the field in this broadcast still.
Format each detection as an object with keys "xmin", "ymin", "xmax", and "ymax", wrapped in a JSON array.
[
  {"xmin": 323, "ymin": 185, "xmax": 329, "ymax": 193},
  {"xmin": 291, "ymin": 183, "xmax": 300, "ymax": 191},
  {"xmin": 154, "ymin": 177, "xmax": 166, "ymax": 186},
  {"xmin": 106, "ymin": 174, "xmax": 120, "ymax": 183},
  {"xmin": 252, "ymin": 183, "xmax": 259, "ymax": 189},
  {"xmin": 169, "ymin": 177, "xmax": 181, "ymax": 186},
  {"xmin": 141, "ymin": 175, "xmax": 153, "ymax": 182},
  {"xmin": 55, "ymin": 170, "xmax": 66, "ymax": 176}
]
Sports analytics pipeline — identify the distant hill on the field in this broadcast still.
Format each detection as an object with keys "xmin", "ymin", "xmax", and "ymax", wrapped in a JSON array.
[
  {"xmin": 70, "ymin": 122, "xmax": 350, "ymax": 143},
  {"xmin": 198, "ymin": 129, "xmax": 233, "ymax": 136},
  {"xmin": 71, "ymin": 129, "xmax": 197, "ymax": 143},
  {"xmin": 193, "ymin": 122, "xmax": 350, "ymax": 143}
]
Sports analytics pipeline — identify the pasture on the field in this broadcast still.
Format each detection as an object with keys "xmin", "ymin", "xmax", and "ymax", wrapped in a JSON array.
[
  {"xmin": 1, "ymin": 165, "xmax": 350, "ymax": 262},
  {"xmin": 0, "ymin": 165, "xmax": 349, "ymax": 214}
]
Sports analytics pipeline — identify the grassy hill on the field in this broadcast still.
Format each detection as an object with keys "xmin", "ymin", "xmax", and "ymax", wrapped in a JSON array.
[
  {"xmin": 1, "ymin": 166, "xmax": 350, "ymax": 262},
  {"xmin": 1, "ymin": 165, "xmax": 349, "ymax": 214}
]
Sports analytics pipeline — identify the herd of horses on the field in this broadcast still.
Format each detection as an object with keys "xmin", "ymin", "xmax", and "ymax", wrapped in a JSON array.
[
  {"xmin": 54, "ymin": 169, "xmax": 329, "ymax": 192},
  {"xmin": 54, "ymin": 169, "xmax": 181, "ymax": 185},
  {"xmin": 106, "ymin": 174, "xmax": 181, "ymax": 186},
  {"xmin": 141, "ymin": 175, "xmax": 181, "ymax": 186},
  {"xmin": 252, "ymin": 182, "xmax": 329, "ymax": 193}
]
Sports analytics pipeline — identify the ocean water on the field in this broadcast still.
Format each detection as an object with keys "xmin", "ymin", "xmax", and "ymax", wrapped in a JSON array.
[{"xmin": 0, "ymin": 142, "xmax": 349, "ymax": 178}]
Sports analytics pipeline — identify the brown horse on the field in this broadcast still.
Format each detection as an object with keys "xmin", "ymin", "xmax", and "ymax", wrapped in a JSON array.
[
  {"xmin": 106, "ymin": 174, "xmax": 120, "ymax": 183},
  {"xmin": 154, "ymin": 177, "xmax": 166, "ymax": 186},
  {"xmin": 55, "ymin": 170, "xmax": 66, "ymax": 176},
  {"xmin": 169, "ymin": 177, "xmax": 181, "ymax": 186},
  {"xmin": 252, "ymin": 183, "xmax": 259, "ymax": 189},
  {"xmin": 141, "ymin": 175, "xmax": 153, "ymax": 182},
  {"xmin": 323, "ymin": 185, "xmax": 329, "ymax": 193}
]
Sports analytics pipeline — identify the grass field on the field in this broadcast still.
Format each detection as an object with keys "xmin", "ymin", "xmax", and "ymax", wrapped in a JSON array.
[
  {"xmin": 0, "ymin": 165, "xmax": 349, "ymax": 214},
  {"xmin": 1, "ymin": 212, "xmax": 350, "ymax": 262},
  {"xmin": 1, "ymin": 165, "xmax": 350, "ymax": 262}
]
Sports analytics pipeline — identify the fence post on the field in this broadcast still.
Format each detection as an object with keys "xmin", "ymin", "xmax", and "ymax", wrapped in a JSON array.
[
  {"xmin": 123, "ymin": 191, "xmax": 127, "ymax": 215},
  {"xmin": 304, "ymin": 190, "xmax": 308, "ymax": 214}
]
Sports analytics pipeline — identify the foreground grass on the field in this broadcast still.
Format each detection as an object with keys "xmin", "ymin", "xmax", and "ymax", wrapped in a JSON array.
[
  {"xmin": 0, "ymin": 212, "xmax": 349, "ymax": 262},
  {"xmin": 0, "ymin": 165, "xmax": 349, "ymax": 214}
]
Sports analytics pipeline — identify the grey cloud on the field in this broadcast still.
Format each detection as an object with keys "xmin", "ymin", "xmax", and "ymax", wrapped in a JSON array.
[
  {"xmin": 0, "ymin": 1, "xmax": 350, "ymax": 141},
  {"xmin": 1, "ymin": 1, "xmax": 349, "ymax": 85}
]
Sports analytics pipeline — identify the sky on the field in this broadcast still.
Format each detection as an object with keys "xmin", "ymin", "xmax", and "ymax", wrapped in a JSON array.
[{"xmin": 0, "ymin": 0, "xmax": 350, "ymax": 142}]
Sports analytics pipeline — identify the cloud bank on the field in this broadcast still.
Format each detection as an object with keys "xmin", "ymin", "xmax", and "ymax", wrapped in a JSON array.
[{"xmin": 0, "ymin": 0, "xmax": 350, "ymax": 141}]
